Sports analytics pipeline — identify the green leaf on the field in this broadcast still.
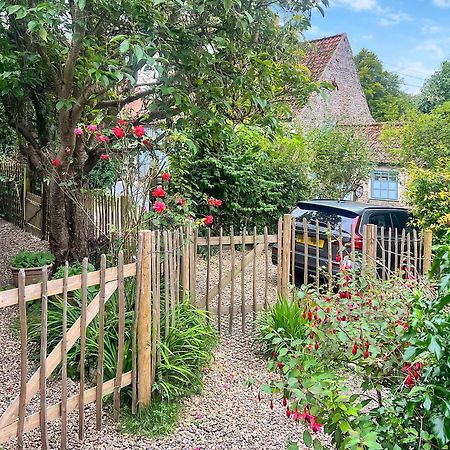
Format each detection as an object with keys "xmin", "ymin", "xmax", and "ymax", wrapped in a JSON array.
[
  {"xmin": 303, "ymin": 430, "xmax": 313, "ymax": 447},
  {"xmin": 288, "ymin": 443, "xmax": 300, "ymax": 450},
  {"xmin": 313, "ymin": 438, "xmax": 322, "ymax": 450},
  {"xmin": 120, "ymin": 39, "xmax": 130, "ymax": 53},
  {"xmin": 39, "ymin": 27, "xmax": 48, "ymax": 42},
  {"xmin": 261, "ymin": 384, "xmax": 272, "ymax": 394},
  {"xmin": 428, "ymin": 336, "xmax": 442, "ymax": 360},
  {"xmin": 7, "ymin": 4, "xmax": 22, "ymax": 14},
  {"xmin": 133, "ymin": 45, "xmax": 145, "ymax": 62},
  {"xmin": 430, "ymin": 415, "xmax": 450, "ymax": 447},
  {"xmin": 223, "ymin": 0, "xmax": 232, "ymax": 13},
  {"xmin": 77, "ymin": 0, "xmax": 86, "ymax": 10}
]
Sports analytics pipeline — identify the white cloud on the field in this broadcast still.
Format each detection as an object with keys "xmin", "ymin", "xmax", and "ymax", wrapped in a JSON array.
[
  {"xmin": 415, "ymin": 41, "xmax": 446, "ymax": 59},
  {"xmin": 432, "ymin": 0, "xmax": 450, "ymax": 8},
  {"xmin": 422, "ymin": 21, "xmax": 442, "ymax": 34},
  {"xmin": 333, "ymin": 0, "xmax": 377, "ymax": 11},
  {"xmin": 378, "ymin": 9, "xmax": 412, "ymax": 26},
  {"xmin": 389, "ymin": 61, "xmax": 435, "ymax": 94}
]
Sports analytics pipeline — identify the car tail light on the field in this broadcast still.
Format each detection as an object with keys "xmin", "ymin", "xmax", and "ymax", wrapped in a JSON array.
[{"xmin": 353, "ymin": 217, "xmax": 363, "ymax": 250}]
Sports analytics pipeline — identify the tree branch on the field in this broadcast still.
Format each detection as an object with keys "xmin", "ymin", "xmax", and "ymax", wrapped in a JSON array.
[{"xmin": 96, "ymin": 86, "xmax": 160, "ymax": 108}]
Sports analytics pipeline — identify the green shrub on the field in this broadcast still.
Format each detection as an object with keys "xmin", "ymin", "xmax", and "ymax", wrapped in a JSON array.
[
  {"xmin": 170, "ymin": 124, "xmax": 312, "ymax": 232},
  {"xmin": 52, "ymin": 261, "xmax": 96, "ymax": 279},
  {"xmin": 10, "ymin": 251, "xmax": 55, "ymax": 268}
]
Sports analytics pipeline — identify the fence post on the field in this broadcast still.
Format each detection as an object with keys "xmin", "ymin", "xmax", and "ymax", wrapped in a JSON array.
[
  {"xmin": 281, "ymin": 214, "xmax": 292, "ymax": 298},
  {"xmin": 137, "ymin": 231, "xmax": 152, "ymax": 408},
  {"xmin": 364, "ymin": 224, "xmax": 377, "ymax": 275},
  {"xmin": 423, "ymin": 230, "xmax": 433, "ymax": 274}
]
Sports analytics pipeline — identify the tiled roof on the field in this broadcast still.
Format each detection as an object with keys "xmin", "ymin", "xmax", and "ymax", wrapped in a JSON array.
[
  {"xmin": 302, "ymin": 33, "xmax": 346, "ymax": 80},
  {"xmin": 346, "ymin": 123, "xmax": 402, "ymax": 165}
]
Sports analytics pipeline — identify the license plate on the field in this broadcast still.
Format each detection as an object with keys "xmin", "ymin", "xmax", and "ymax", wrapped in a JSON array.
[{"xmin": 297, "ymin": 234, "xmax": 325, "ymax": 249}]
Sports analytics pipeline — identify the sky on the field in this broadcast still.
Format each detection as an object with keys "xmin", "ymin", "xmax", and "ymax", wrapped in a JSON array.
[{"xmin": 304, "ymin": 0, "xmax": 450, "ymax": 94}]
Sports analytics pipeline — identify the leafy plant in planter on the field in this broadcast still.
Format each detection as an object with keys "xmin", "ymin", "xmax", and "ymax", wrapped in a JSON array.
[{"xmin": 10, "ymin": 251, "xmax": 55, "ymax": 286}]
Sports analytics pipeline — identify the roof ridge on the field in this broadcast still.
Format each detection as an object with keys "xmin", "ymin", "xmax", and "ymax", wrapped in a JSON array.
[{"xmin": 307, "ymin": 33, "xmax": 346, "ymax": 44}]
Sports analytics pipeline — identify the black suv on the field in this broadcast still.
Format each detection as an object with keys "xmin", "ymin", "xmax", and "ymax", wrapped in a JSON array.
[{"xmin": 272, "ymin": 200, "xmax": 410, "ymax": 276}]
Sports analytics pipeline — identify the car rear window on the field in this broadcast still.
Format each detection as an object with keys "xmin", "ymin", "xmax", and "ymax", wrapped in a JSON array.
[{"xmin": 291, "ymin": 206, "xmax": 358, "ymax": 235}]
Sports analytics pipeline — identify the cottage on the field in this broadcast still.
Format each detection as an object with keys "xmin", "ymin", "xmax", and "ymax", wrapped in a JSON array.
[{"xmin": 299, "ymin": 33, "xmax": 406, "ymax": 205}]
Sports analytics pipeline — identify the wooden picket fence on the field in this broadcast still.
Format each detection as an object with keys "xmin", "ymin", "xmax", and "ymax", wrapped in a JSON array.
[
  {"xmin": 0, "ymin": 217, "xmax": 433, "ymax": 448},
  {"xmin": 0, "ymin": 159, "xmax": 25, "ymax": 228}
]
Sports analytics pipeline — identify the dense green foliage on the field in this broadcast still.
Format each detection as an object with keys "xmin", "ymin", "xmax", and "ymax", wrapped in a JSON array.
[
  {"xmin": 382, "ymin": 102, "xmax": 450, "ymax": 240},
  {"xmin": 0, "ymin": 104, "xmax": 19, "ymax": 157},
  {"xmin": 10, "ymin": 251, "xmax": 55, "ymax": 268},
  {"xmin": 419, "ymin": 61, "xmax": 450, "ymax": 113},
  {"xmin": 170, "ymin": 125, "xmax": 312, "ymax": 232},
  {"xmin": 354, "ymin": 49, "xmax": 416, "ymax": 122},
  {"xmin": 306, "ymin": 126, "xmax": 374, "ymax": 199},
  {"xmin": 258, "ymin": 254, "xmax": 449, "ymax": 449}
]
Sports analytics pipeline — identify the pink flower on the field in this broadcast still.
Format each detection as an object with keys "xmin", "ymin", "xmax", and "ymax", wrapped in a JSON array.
[
  {"xmin": 117, "ymin": 119, "xmax": 127, "ymax": 126},
  {"xmin": 177, "ymin": 197, "xmax": 186, "ymax": 206},
  {"xmin": 112, "ymin": 127, "xmax": 125, "ymax": 139},
  {"xmin": 204, "ymin": 215, "xmax": 214, "ymax": 225},
  {"xmin": 100, "ymin": 154, "xmax": 110, "ymax": 161},
  {"xmin": 97, "ymin": 134, "xmax": 110, "ymax": 143},
  {"xmin": 215, "ymin": 199, "xmax": 222, "ymax": 207},
  {"xmin": 152, "ymin": 186, "xmax": 166, "ymax": 198},
  {"xmin": 87, "ymin": 124, "xmax": 97, "ymax": 132},
  {"xmin": 74, "ymin": 127, "xmax": 83, "ymax": 136},
  {"xmin": 161, "ymin": 172, "xmax": 171, "ymax": 182},
  {"xmin": 207, "ymin": 197, "xmax": 216, "ymax": 206},
  {"xmin": 52, "ymin": 158, "xmax": 62, "ymax": 167},
  {"xmin": 132, "ymin": 124, "xmax": 146, "ymax": 138},
  {"xmin": 153, "ymin": 201, "xmax": 166, "ymax": 213}
]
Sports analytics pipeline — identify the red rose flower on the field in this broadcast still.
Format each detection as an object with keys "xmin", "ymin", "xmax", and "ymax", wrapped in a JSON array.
[
  {"xmin": 112, "ymin": 127, "xmax": 125, "ymax": 139},
  {"xmin": 215, "ymin": 199, "xmax": 222, "ymax": 207},
  {"xmin": 207, "ymin": 197, "xmax": 216, "ymax": 206},
  {"xmin": 177, "ymin": 197, "xmax": 186, "ymax": 206},
  {"xmin": 153, "ymin": 201, "xmax": 166, "ymax": 213},
  {"xmin": 97, "ymin": 134, "xmax": 110, "ymax": 143},
  {"xmin": 52, "ymin": 158, "xmax": 62, "ymax": 167},
  {"xmin": 152, "ymin": 186, "xmax": 166, "ymax": 198},
  {"xmin": 204, "ymin": 215, "xmax": 214, "ymax": 225},
  {"xmin": 132, "ymin": 124, "xmax": 146, "ymax": 139},
  {"xmin": 161, "ymin": 172, "xmax": 171, "ymax": 182},
  {"xmin": 100, "ymin": 154, "xmax": 110, "ymax": 161},
  {"xmin": 336, "ymin": 254, "xmax": 342, "ymax": 263},
  {"xmin": 117, "ymin": 119, "xmax": 127, "ymax": 126}
]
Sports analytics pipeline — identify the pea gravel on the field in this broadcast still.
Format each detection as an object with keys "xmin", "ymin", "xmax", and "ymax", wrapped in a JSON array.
[{"xmin": 0, "ymin": 220, "xmax": 325, "ymax": 449}]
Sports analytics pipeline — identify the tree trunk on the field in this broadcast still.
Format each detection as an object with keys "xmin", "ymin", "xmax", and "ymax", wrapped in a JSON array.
[{"xmin": 48, "ymin": 179, "xmax": 89, "ymax": 265}]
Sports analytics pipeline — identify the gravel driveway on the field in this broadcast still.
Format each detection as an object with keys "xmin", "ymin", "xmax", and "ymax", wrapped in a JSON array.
[{"xmin": 0, "ymin": 220, "xmax": 315, "ymax": 449}]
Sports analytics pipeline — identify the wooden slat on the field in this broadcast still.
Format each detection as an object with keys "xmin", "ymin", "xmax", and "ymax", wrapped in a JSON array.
[
  {"xmin": 40, "ymin": 267, "xmax": 49, "ymax": 450},
  {"xmin": 327, "ymin": 223, "xmax": 332, "ymax": 290},
  {"xmin": 241, "ymin": 227, "xmax": 247, "ymax": 332},
  {"xmin": 168, "ymin": 231, "xmax": 176, "ymax": 327},
  {"xmin": 189, "ymin": 225, "xmax": 196, "ymax": 304},
  {"xmin": 394, "ymin": 228, "xmax": 399, "ymax": 271},
  {"xmin": 423, "ymin": 230, "xmax": 433, "ymax": 274},
  {"xmin": 406, "ymin": 232, "xmax": 411, "ymax": 273},
  {"xmin": 114, "ymin": 252, "xmax": 125, "ymax": 422},
  {"xmin": 61, "ymin": 263, "xmax": 69, "ymax": 449},
  {"xmin": 387, "ymin": 228, "xmax": 392, "ymax": 275},
  {"xmin": 277, "ymin": 218, "xmax": 282, "ymax": 295},
  {"xmin": 154, "ymin": 231, "xmax": 161, "ymax": 367},
  {"xmin": 174, "ymin": 229, "xmax": 180, "ymax": 306},
  {"xmin": 96, "ymin": 255, "xmax": 107, "ymax": 431},
  {"xmin": 0, "ymin": 372, "xmax": 132, "ymax": 444},
  {"xmin": 17, "ymin": 270, "xmax": 27, "ymax": 450},
  {"xmin": 413, "ymin": 230, "xmax": 418, "ymax": 276},
  {"xmin": 252, "ymin": 226, "xmax": 257, "ymax": 324},
  {"xmin": 79, "ymin": 258, "xmax": 88, "ymax": 440},
  {"xmin": 131, "ymin": 234, "xmax": 143, "ymax": 415},
  {"xmin": 137, "ymin": 231, "xmax": 152, "ymax": 408},
  {"xmin": 0, "ymin": 282, "xmax": 119, "ymax": 429},
  {"xmin": 218, "ymin": 227, "xmax": 223, "ymax": 332},
  {"xmin": 163, "ymin": 231, "xmax": 170, "ymax": 338},
  {"xmin": 350, "ymin": 221, "xmax": 356, "ymax": 259},
  {"xmin": 206, "ymin": 228, "xmax": 211, "ymax": 312},
  {"xmin": 0, "ymin": 263, "xmax": 136, "ymax": 308},
  {"xmin": 291, "ymin": 218, "xmax": 296, "ymax": 290},
  {"xmin": 264, "ymin": 226, "xmax": 269, "ymax": 309},
  {"xmin": 196, "ymin": 235, "xmax": 278, "ymax": 246},
  {"xmin": 338, "ymin": 223, "xmax": 343, "ymax": 270},
  {"xmin": 381, "ymin": 226, "xmax": 386, "ymax": 280},
  {"xmin": 315, "ymin": 219, "xmax": 320, "ymax": 287},
  {"xmin": 303, "ymin": 217, "xmax": 308, "ymax": 286},
  {"xmin": 151, "ymin": 231, "xmax": 157, "ymax": 393},
  {"xmin": 400, "ymin": 229, "xmax": 406, "ymax": 272},
  {"xmin": 229, "ymin": 226, "xmax": 235, "ymax": 333}
]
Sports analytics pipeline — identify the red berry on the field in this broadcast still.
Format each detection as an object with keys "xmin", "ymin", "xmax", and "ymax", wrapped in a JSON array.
[
  {"xmin": 352, "ymin": 343, "xmax": 358, "ymax": 355},
  {"xmin": 272, "ymin": 351, "xmax": 277, "ymax": 359},
  {"xmin": 282, "ymin": 397, "xmax": 287, "ymax": 407},
  {"xmin": 278, "ymin": 361, "xmax": 284, "ymax": 370},
  {"xmin": 270, "ymin": 400, "xmax": 274, "ymax": 410},
  {"xmin": 363, "ymin": 350, "xmax": 369, "ymax": 358},
  {"xmin": 314, "ymin": 342, "xmax": 319, "ymax": 351},
  {"xmin": 286, "ymin": 407, "xmax": 291, "ymax": 418}
]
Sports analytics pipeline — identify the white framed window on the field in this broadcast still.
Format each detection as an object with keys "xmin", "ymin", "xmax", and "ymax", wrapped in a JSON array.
[{"xmin": 371, "ymin": 170, "xmax": 399, "ymax": 201}]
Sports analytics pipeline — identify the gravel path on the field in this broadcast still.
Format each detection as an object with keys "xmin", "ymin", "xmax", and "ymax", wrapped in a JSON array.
[{"xmin": 0, "ymin": 221, "xmax": 316, "ymax": 449}]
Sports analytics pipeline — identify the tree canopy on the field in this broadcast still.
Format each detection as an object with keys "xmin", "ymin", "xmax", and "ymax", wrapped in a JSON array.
[
  {"xmin": 418, "ymin": 61, "xmax": 450, "ymax": 113},
  {"xmin": 0, "ymin": 0, "xmax": 328, "ymax": 262},
  {"xmin": 354, "ymin": 49, "xmax": 415, "ymax": 122}
]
